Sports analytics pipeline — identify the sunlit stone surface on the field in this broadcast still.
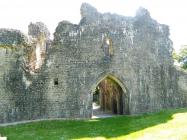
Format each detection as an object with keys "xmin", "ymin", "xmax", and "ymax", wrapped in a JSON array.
[{"xmin": 0, "ymin": 3, "xmax": 187, "ymax": 123}]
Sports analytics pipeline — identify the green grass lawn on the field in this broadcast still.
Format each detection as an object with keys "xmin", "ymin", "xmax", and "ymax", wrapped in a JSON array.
[{"xmin": 0, "ymin": 108, "xmax": 187, "ymax": 140}]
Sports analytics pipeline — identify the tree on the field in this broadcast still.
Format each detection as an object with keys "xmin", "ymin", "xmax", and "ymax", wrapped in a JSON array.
[{"xmin": 175, "ymin": 45, "xmax": 187, "ymax": 69}]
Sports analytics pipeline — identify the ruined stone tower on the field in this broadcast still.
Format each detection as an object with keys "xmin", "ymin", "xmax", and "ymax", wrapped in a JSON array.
[{"xmin": 0, "ymin": 3, "xmax": 187, "ymax": 123}]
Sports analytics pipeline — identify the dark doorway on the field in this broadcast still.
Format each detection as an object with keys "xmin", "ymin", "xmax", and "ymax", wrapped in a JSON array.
[
  {"xmin": 92, "ymin": 77, "xmax": 125, "ymax": 116},
  {"xmin": 112, "ymin": 97, "xmax": 117, "ymax": 114}
]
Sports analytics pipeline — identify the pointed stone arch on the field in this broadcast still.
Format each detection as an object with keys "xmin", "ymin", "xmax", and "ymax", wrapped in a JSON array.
[{"xmin": 91, "ymin": 73, "xmax": 129, "ymax": 115}]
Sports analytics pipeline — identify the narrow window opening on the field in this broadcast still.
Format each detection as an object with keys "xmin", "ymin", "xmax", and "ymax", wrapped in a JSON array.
[
  {"xmin": 54, "ymin": 78, "xmax": 58, "ymax": 85},
  {"xmin": 102, "ymin": 37, "xmax": 113, "ymax": 59}
]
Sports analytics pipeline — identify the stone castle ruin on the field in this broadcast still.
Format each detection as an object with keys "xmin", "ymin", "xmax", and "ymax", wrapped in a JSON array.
[{"xmin": 0, "ymin": 3, "xmax": 187, "ymax": 123}]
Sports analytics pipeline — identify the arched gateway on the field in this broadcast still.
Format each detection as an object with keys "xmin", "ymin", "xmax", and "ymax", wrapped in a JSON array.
[{"xmin": 91, "ymin": 74, "xmax": 129, "ymax": 116}]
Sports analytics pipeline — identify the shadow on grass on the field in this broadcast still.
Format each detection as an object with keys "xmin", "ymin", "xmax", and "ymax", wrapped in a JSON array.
[{"xmin": 0, "ymin": 108, "xmax": 187, "ymax": 140}]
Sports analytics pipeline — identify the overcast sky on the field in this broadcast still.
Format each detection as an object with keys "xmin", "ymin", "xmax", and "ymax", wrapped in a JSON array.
[{"xmin": 0, "ymin": 0, "xmax": 187, "ymax": 51}]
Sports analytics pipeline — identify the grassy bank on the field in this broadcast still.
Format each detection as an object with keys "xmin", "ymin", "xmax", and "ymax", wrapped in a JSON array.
[{"xmin": 0, "ymin": 108, "xmax": 187, "ymax": 140}]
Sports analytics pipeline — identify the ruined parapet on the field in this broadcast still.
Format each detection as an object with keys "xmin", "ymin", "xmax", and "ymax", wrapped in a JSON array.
[
  {"xmin": 0, "ymin": 29, "xmax": 28, "ymax": 75},
  {"xmin": 134, "ymin": 7, "xmax": 173, "ymax": 66},
  {"xmin": 53, "ymin": 21, "xmax": 78, "ymax": 45},
  {"xmin": 0, "ymin": 29, "xmax": 28, "ymax": 71},
  {"xmin": 25, "ymin": 22, "xmax": 51, "ymax": 73},
  {"xmin": 78, "ymin": 3, "xmax": 173, "ymax": 65},
  {"xmin": 80, "ymin": 3, "xmax": 101, "ymax": 24},
  {"xmin": 28, "ymin": 22, "xmax": 50, "ymax": 39},
  {"xmin": 0, "ymin": 23, "xmax": 51, "ymax": 74},
  {"xmin": 0, "ymin": 29, "xmax": 27, "ymax": 48}
]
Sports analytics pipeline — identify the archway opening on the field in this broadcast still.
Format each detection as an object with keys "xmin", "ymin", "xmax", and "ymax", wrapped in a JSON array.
[{"xmin": 92, "ymin": 76, "xmax": 126, "ymax": 117}]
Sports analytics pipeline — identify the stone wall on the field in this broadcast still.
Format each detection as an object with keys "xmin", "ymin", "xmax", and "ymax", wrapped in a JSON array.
[
  {"xmin": 0, "ymin": 29, "xmax": 26, "ymax": 123},
  {"xmin": 0, "ymin": 26, "xmax": 49, "ymax": 123},
  {"xmin": 45, "ymin": 3, "xmax": 186, "ymax": 118},
  {"xmin": 0, "ymin": 3, "xmax": 187, "ymax": 123}
]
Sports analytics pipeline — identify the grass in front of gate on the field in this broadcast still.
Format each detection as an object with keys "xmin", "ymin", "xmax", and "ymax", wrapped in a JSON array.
[{"xmin": 0, "ymin": 108, "xmax": 187, "ymax": 140}]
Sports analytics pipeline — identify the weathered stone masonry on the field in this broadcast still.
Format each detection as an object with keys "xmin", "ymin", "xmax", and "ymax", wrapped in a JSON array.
[{"xmin": 0, "ymin": 3, "xmax": 187, "ymax": 123}]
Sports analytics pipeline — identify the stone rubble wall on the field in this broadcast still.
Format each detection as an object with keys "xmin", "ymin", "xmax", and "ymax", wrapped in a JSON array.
[
  {"xmin": 0, "ymin": 25, "xmax": 49, "ymax": 123},
  {"xmin": 0, "ymin": 3, "xmax": 187, "ymax": 123}
]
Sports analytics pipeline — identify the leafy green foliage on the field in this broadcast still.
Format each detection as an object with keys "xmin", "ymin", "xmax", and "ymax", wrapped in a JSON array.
[
  {"xmin": 179, "ymin": 46, "xmax": 187, "ymax": 69},
  {"xmin": 173, "ymin": 46, "xmax": 187, "ymax": 69},
  {"xmin": 172, "ymin": 50, "xmax": 180, "ymax": 61}
]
